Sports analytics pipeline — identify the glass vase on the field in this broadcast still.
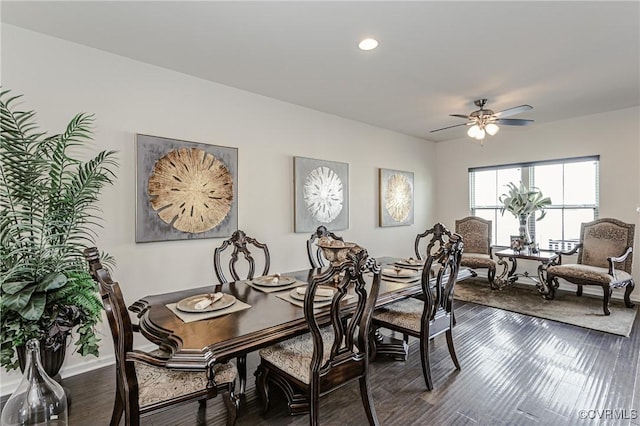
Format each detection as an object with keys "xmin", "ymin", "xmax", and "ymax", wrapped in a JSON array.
[
  {"xmin": 518, "ymin": 214, "xmax": 532, "ymax": 245},
  {"xmin": 1, "ymin": 339, "xmax": 68, "ymax": 426}
]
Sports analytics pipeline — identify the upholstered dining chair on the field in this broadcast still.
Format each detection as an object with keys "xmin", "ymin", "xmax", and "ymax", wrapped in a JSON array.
[
  {"xmin": 306, "ymin": 225, "xmax": 344, "ymax": 268},
  {"xmin": 84, "ymin": 247, "xmax": 239, "ymax": 426},
  {"xmin": 255, "ymin": 246, "xmax": 381, "ymax": 425},
  {"xmin": 546, "ymin": 218, "xmax": 635, "ymax": 315},
  {"xmin": 455, "ymin": 216, "xmax": 498, "ymax": 288},
  {"xmin": 213, "ymin": 229, "xmax": 270, "ymax": 395},
  {"xmin": 374, "ymin": 223, "xmax": 464, "ymax": 390}
]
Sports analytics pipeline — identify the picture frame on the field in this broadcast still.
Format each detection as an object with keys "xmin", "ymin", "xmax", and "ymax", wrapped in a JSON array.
[
  {"xmin": 294, "ymin": 156, "xmax": 349, "ymax": 233},
  {"xmin": 379, "ymin": 168, "xmax": 414, "ymax": 227},
  {"xmin": 136, "ymin": 134, "xmax": 238, "ymax": 243},
  {"xmin": 510, "ymin": 235, "xmax": 524, "ymax": 252}
]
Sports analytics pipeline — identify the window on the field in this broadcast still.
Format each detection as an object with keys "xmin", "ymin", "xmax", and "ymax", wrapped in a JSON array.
[{"xmin": 469, "ymin": 156, "xmax": 599, "ymax": 248}]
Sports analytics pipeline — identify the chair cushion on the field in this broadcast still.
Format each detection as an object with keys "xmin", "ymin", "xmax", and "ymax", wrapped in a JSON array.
[
  {"xmin": 372, "ymin": 297, "xmax": 424, "ymax": 333},
  {"xmin": 460, "ymin": 253, "xmax": 497, "ymax": 269},
  {"xmin": 258, "ymin": 328, "xmax": 334, "ymax": 385},
  {"xmin": 135, "ymin": 357, "xmax": 237, "ymax": 408},
  {"xmin": 547, "ymin": 264, "xmax": 633, "ymax": 285}
]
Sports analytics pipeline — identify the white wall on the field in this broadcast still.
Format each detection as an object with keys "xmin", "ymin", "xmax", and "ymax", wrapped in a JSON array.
[
  {"xmin": 0, "ymin": 25, "xmax": 436, "ymax": 392},
  {"xmin": 435, "ymin": 106, "xmax": 640, "ymax": 294}
]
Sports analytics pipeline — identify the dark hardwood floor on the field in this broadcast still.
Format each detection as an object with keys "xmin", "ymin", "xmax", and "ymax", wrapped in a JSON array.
[{"xmin": 37, "ymin": 300, "xmax": 640, "ymax": 425}]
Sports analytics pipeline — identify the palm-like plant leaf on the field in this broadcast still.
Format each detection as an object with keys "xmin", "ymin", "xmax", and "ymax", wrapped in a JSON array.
[{"xmin": 0, "ymin": 89, "xmax": 118, "ymax": 370}]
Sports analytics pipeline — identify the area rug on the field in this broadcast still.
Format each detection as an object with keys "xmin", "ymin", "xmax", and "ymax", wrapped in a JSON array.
[{"xmin": 454, "ymin": 279, "xmax": 637, "ymax": 337}]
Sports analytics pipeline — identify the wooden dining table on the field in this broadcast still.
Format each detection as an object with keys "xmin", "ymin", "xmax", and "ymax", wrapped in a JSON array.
[{"xmin": 129, "ymin": 256, "xmax": 475, "ymax": 372}]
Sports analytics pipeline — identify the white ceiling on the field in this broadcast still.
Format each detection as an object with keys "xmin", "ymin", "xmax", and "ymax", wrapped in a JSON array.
[{"xmin": 2, "ymin": 1, "xmax": 639, "ymax": 142}]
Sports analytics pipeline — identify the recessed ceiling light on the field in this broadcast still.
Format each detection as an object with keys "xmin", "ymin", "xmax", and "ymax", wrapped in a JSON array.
[{"xmin": 358, "ymin": 38, "xmax": 378, "ymax": 51}]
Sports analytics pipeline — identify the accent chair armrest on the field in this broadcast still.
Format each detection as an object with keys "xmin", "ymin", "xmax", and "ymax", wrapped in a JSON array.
[
  {"xmin": 553, "ymin": 243, "xmax": 582, "ymax": 265},
  {"xmin": 555, "ymin": 243, "xmax": 582, "ymax": 256},
  {"xmin": 607, "ymin": 246, "xmax": 633, "ymax": 276}
]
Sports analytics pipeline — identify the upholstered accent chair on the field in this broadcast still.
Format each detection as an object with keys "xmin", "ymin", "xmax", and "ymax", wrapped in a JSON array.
[
  {"xmin": 546, "ymin": 218, "xmax": 635, "ymax": 316},
  {"xmin": 374, "ymin": 223, "xmax": 464, "ymax": 390},
  {"xmin": 213, "ymin": 229, "xmax": 270, "ymax": 394},
  {"xmin": 306, "ymin": 225, "xmax": 344, "ymax": 268},
  {"xmin": 255, "ymin": 246, "xmax": 381, "ymax": 425},
  {"xmin": 455, "ymin": 216, "xmax": 498, "ymax": 288},
  {"xmin": 84, "ymin": 247, "xmax": 238, "ymax": 426}
]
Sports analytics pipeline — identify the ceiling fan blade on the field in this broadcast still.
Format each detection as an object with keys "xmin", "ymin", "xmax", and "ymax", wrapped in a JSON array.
[
  {"xmin": 493, "ymin": 105, "xmax": 533, "ymax": 118},
  {"xmin": 430, "ymin": 122, "xmax": 471, "ymax": 133},
  {"xmin": 496, "ymin": 118, "xmax": 534, "ymax": 126},
  {"xmin": 449, "ymin": 114, "xmax": 470, "ymax": 119}
]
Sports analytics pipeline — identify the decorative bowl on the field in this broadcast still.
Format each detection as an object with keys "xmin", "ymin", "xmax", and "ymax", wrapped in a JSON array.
[{"xmin": 317, "ymin": 237, "xmax": 357, "ymax": 265}]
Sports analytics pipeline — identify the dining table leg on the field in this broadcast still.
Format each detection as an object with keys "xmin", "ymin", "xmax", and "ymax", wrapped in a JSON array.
[{"xmin": 371, "ymin": 327, "xmax": 408, "ymax": 361}]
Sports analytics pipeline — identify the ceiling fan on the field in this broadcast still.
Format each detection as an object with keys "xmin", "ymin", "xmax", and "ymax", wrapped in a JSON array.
[{"xmin": 430, "ymin": 99, "xmax": 534, "ymax": 142}]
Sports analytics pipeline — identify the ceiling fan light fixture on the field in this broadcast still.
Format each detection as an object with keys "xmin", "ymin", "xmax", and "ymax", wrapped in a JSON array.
[
  {"xmin": 485, "ymin": 123, "xmax": 500, "ymax": 136},
  {"xmin": 467, "ymin": 124, "xmax": 480, "ymax": 138},
  {"xmin": 430, "ymin": 99, "xmax": 534, "ymax": 143}
]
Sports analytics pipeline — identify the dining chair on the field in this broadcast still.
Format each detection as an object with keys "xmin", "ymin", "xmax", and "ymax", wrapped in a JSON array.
[
  {"xmin": 214, "ymin": 229, "xmax": 271, "ymax": 284},
  {"xmin": 84, "ymin": 247, "xmax": 239, "ymax": 426},
  {"xmin": 213, "ymin": 229, "xmax": 270, "ymax": 395},
  {"xmin": 306, "ymin": 225, "xmax": 344, "ymax": 268},
  {"xmin": 255, "ymin": 246, "xmax": 381, "ymax": 425},
  {"xmin": 373, "ymin": 223, "xmax": 464, "ymax": 390},
  {"xmin": 455, "ymin": 216, "xmax": 498, "ymax": 288},
  {"xmin": 546, "ymin": 218, "xmax": 635, "ymax": 315}
]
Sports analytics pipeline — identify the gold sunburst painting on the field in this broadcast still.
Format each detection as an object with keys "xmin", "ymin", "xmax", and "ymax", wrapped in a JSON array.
[
  {"xmin": 136, "ymin": 134, "xmax": 238, "ymax": 242},
  {"xmin": 379, "ymin": 168, "xmax": 414, "ymax": 227}
]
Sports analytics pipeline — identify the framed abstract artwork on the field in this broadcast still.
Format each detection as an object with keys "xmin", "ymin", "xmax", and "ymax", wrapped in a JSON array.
[
  {"xmin": 294, "ymin": 156, "xmax": 349, "ymax": 233},
  {"xmin": 136, "ymin": 134, "xmax": 238, "ymax": 243},
  {"xmin": 379, "ymin": 168, "xmax": 414, "ymax": 227}
]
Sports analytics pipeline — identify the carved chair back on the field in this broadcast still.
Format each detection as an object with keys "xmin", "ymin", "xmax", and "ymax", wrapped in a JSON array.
[
  {"xmin": 306, "ymin": 225, "xmax": 344, "ymax": 268},
  {"xmin": 455, "ymin": 216, "xmax": 491, "ymax": 255},
  {"xmin": 419, "ymin": 224, "xmax": 464, "ymax": 318},
  {"xmin": 415, "ymin": 223, "xmax": 460, "ymax": 261},
  {"xmin": 214, "ymin": 230, "xmax": 271, "ymax": 283},
  {"xmin": 579, "ymin": 218, "xmax": 635, "ymax": 274},
  {"xmin": 84, "ymin": 247, "xmax": 141, "ymax": 416},
  {"xmin": 304, "ymin": 246, "xmax": 380, "ymax": 421}
]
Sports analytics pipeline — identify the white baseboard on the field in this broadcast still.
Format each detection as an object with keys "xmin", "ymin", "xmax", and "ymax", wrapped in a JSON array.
[{"xmin": 0, "ymin": 343, "xmax": 156, "ymax": 397}]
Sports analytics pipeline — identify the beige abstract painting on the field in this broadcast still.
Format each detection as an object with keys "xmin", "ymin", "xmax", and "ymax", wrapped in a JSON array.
[
  {"xmin": 379, "ymin": 168, "xmax": 414, "ymax": 227},
  {"xmin": 136, "ymin": 134, "xmax": 237, "ymax": 242}
]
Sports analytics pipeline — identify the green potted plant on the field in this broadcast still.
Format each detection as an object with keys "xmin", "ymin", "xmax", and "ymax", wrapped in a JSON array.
[
  {"xmin": 499, "ymin": 181, "xmax": 551, "ymax": 247},
  {"xmin": 0, "ymin": 90, "xmax": 118, "ymax": 375}
]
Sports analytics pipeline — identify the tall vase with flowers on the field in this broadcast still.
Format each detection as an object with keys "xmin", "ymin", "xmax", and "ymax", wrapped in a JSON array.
[{"xmin": 499, "ymin": 181, "xmax": 551, "ymax": 250}]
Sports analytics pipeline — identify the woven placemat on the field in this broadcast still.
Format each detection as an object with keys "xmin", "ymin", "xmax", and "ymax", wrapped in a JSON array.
[{"xmin": 166, "ymin": 298, "xmax": 251, "ymax": 323}]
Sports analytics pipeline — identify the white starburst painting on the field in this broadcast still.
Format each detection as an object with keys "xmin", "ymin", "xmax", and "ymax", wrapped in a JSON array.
[
  {"xmin": 294, "ymin": 157, "xmax": 349, "ymax": 232},
  {"xmin": 303, "ymin": 166, "xmax": 344, "ymax": 223}
]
